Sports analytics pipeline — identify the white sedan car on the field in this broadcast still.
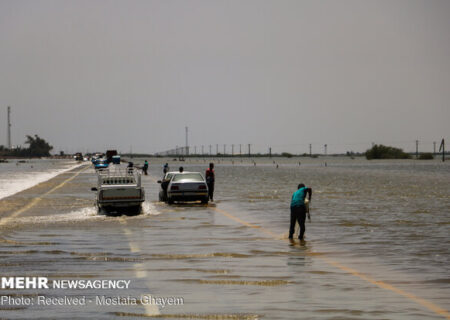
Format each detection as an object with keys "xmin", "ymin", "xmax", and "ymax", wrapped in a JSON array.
[{"xmin": 166, "ymin": 172, "xmax": 209, "ymax": 204}]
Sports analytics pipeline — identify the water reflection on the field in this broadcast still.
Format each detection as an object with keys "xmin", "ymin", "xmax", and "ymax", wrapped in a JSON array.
[{"xmin": 0, "ymin": 158, "xmax": 448, "ymax": 319}]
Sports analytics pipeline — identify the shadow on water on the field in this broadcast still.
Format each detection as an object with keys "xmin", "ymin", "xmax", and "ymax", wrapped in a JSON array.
[
  {"xmin": 162, "ymin": 201, "xmax": 211, "ymax": 208},
  {"xmin": 98, "ymin": 207, "xmax": 142, "ymax": 217},
  {"xmin": 153, "ymin": 201, "xmax": 216, "ymax": 214},
  {"xmin": 287, "ymin": 238, "xmax": 313, "ymax": 267}
]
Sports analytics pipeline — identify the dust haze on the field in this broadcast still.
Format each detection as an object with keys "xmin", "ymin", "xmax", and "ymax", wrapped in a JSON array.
[{"xmin": 1, "ymin": 0, "xmax": 449, "ymax": 154}]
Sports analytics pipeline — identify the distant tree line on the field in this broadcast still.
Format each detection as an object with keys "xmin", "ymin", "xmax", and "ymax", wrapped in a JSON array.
[
  {"xmin": 365, "ymin": 144, "xmax": 438, "ymax": 160},
  {"xmin": 365, "ymin": 144, "xmax": 411, "ymax": 160},
  {"xmin": 0, "ymin": 135, "xmax": 53, "ymax": 157}
]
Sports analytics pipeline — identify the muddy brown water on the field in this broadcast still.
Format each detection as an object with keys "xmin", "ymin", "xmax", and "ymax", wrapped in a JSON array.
[{"xmin": 0, "ymin": 158, "xmax": 448, "ymax": 319}]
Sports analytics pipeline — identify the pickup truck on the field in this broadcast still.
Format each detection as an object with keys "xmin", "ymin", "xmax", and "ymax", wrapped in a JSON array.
[{"xmin": 91, "ymin": 168, "xmax": 145, "ymax": 215}]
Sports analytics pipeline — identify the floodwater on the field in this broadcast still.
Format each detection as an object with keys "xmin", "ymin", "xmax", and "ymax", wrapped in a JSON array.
[
  {"xmin": 0, "ymin": 159, "xmax": 80, "ymax": 200},
  {"xmin": 0, "ymin": 158, "xmax": 449, "ymax": 319}
]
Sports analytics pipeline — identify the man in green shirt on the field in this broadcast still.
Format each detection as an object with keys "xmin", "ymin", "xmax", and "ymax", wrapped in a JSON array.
[{"xmin": 289, "ymin": 183, "xmax": 312, "ymax": 240}]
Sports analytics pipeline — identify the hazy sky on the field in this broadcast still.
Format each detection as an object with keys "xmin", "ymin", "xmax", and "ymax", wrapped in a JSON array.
[{"xmin": 1, "ymin": 0, "xmax": 449, "ymax": 154}]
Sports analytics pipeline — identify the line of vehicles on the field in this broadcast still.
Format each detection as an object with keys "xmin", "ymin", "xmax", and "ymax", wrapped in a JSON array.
[
  {"xmin": 91, "ymin": 150, "xmax": 121, "ymax": 169},
  {"xmin": 89, "ymin": 154, "xmax": 209, "ymax": 215},
  {"xmin": 89, "ymin": 150, "xmax": 146, "ymax": 215}
]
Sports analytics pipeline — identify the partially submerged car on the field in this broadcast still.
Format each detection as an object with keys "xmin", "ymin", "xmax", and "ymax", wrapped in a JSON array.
[
  {"xmin": 158, "ymin": 171, "xmax": 176, "ymax": 202},
  {"xmin": 74, "ymin": 152, "xmax": 83, "ymax": 161},
  {"xmin": 93, "ymin": 158, "xmax": 109, "ymax": 170},
  {"xmin": 158, "ymin": 171, "xmax": 208, "ymax": 204},
  {"xmin": 91, "ymin": 168, "xmax": 145, "ymax": 215}
]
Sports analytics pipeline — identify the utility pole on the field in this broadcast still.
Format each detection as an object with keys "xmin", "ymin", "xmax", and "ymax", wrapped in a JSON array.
[
  {"xmin": 232, "ymin": 144, "xmax": 234, "ymax": 156},
  {"xmin": 416, "ymin": 140, "xmax": 419, "ymax": 159},
  {"xmin": 309, "ymin": 144, "xmax": 312, "ymax": 157},
  {"xmin": 324, "ymin": 144, "xmax": 327, "ymax": 156},
  {"xmin": 269, "ymin": 147, "xmax": 272, "ymax": 157},
  {"xmin": 223, "ymin": 144, "xmax": 226, "ymax": 155},
  {"xmin": 239, "ymin": 144, "xmax": 242, "ymax": 157},
  {"xmin": 216, "ymin": 144, "xmax": 218, "ymax": 155},
  {"xmin": 7, "ymin": 106, "xmax": 11, "ymax": 149},
  {"xmin": 202, "ymin": 145, "xmax": 204, "ymax": 155},
  {"xmin": 248, "ymin": 144, "xmax": 251, "ymax": 157},
  {"xmin": 439, "ymin": 139, "xmax": 445, "ymax": 162},
  {"xmin": 185, "ymin": 126, "xmax": 189, "ymax": 155},
  {"xmin": 433, "ymin": 141, "xmax": 436, "ymax": 155}
]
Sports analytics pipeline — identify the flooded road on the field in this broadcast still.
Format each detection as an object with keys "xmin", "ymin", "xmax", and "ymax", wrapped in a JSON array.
[{"xmin": 0, "ymin": 158, "xmax": 449, "ymax": 319}]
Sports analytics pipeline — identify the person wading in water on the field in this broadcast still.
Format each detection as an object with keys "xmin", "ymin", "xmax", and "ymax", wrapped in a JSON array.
[
  {"xmin": 289, "ymin": 183, "xmax": 312, "ymax": 240},
  {"xmin": 205, "ymin": 163, "xmax": 215, "ymax": 201},
  {"xmin": 142, "ymin": 160, "xmax": 149, "ymax": 175}
]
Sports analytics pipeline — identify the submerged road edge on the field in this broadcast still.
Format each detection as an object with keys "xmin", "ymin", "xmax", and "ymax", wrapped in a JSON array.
[
  {"xmin": 212, "ymin": 206, "xmax": 450, "ymax": 320},
  {"xmin": 0, "ymin": 164, "xmax": 88, "ymax": 227}
]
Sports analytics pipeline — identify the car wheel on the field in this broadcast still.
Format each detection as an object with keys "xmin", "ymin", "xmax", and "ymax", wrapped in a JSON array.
[{"xmin": 128, "ymin": 206, "xmax": 142, "ymax": 216}]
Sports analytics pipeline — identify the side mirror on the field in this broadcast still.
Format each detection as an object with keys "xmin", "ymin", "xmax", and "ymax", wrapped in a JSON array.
[
  {"xmin": 157, "ymin": 180, "xmax": 162, "ymax": 184},
  {"xmin": 91, "ymin": 187, "xmax": 98, "ymax": 191}
]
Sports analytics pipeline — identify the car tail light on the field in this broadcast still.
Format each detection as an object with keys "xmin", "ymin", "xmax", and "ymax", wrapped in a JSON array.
[
  {"xmin": 198, "ymin": 185, "xmax": 207, "ymax": 190},
  {"xmin": 171, "ymin": 185, "xmax": 179, "ymax": 190}
]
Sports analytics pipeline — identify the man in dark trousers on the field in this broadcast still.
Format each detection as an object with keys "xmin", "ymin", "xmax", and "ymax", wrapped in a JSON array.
[
  {"xmin": 289, "ymin": 183, "xmax": 312, "ymax": 240},
  {"xmin": 127, "ymin": 161, "xmax": 134, "ymax": 174},
  {"xmin": 205, "ymin": 163, "xmax": 215, "ymax": 201},
  {"xmin": 142, "ymin": 160, "xmax": 149, "ymax": 175}
]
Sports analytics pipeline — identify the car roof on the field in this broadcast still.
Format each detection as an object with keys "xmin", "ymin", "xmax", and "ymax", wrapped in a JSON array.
[
  {"xmin": 168, "ymin": 171, "xmax": 198, "ymax": 174},
  {"xmin": 170, "ymin": 172, "xmax": 204, "ymax": 178},
  {"xmin": 168, "ymin": 171, "xmax": 203, "ymax": 175}
]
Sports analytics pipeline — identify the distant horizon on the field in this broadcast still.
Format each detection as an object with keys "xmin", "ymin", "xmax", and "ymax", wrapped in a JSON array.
[
  {"xmin": 1, "ymin": 1, "xmax": 449, "ymax": 154},
  {"xmin": 1, "ymin": 134, "xmax": 446, "ymax": 157},
  {"xmin": 0, "ymin": 127, "xmax": 445, "ymax": 155}
]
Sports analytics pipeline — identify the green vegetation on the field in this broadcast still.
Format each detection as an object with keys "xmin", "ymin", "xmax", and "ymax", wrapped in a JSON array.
[
  {"xmin": 365, "ymin": 144, "xmax": 411, "ymax": 160},
  {"xmin": 281, "ymin": 152, "xmax": 293, "ymax": 158},
  {"xmin": 418, "ymin": 153, "xmax": 434, "ymax": 160},
  {"xmin": 0, "ymin": 135, "xmax": 53, "ymax": 157}
]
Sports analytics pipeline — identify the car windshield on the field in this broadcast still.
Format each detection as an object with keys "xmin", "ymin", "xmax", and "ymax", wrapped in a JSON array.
[{"xmin": 172, "ymin": 173, "xmax": 204, "ymax": 182}]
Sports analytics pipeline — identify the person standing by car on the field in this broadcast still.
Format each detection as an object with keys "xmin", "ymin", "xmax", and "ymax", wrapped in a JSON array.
[
  {"xmin": 159, "ymin": 172, "xmax": 173, "ymax": 202},
  {"xmin": 289, "ymin": 183, "xmax": 312, "ymax": 240},
  {"xmin": 127, "ymin": 161, "xmax": 134, "ymax": 174},
  {"xmin": 163, "ymin": 163, "xmax": 169, "ymax": 174},
  {"xmin": 205, "ymin": 163, "xmax": 215, "ymax": 201},
  {"xmin": 142, "ymin": 160, "xmax": 149, "ymax": 175}
]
